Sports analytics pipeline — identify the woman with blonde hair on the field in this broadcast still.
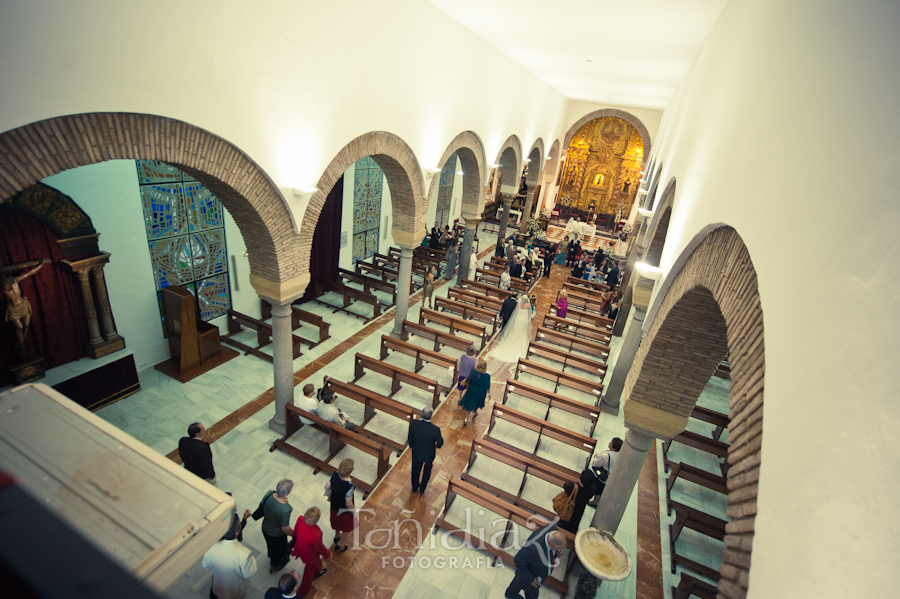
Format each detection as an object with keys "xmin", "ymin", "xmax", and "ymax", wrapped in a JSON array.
[
  {"xmin": 324, "ymin": 458, "xmax": 357, "ymax": 552},
  {"xmin": 458, "ymin": 359, "xmax": 490, "ymax": 426},
  {"xmin": 291, "ymin": 506, "xmax": 331, "ymax": 595}
]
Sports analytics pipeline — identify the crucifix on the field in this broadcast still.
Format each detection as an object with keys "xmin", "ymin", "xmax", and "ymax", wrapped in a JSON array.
[{"xmin": 2, "ymin": 258, "xmax": 50, "ymax": 358}]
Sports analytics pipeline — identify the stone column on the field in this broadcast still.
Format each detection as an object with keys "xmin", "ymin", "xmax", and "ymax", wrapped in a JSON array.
[
  {"xmin": 392, "ymin": 245, "xmax": 414, "ymax": 337},
  {"xmin": 518, "ymin": 187, "xmax": 538, "ymax": 233},
  {"xmin": 456, "ymin": 216, "xmax": 481, "ymax": 286},
  {"xmin": 600, "ymin": 306, "xmax": 646, "ymax": 415},
  {"xmin": 268, "ymin": 300, "xmax": 294, "ymax": 434},
  {"xmin": 76, "ymin": 270, "xmax": 103, "ymax": 346},
  {"xmin": 496, "ymin": 193, "xmax": 516, "ymax": 244},
  {"xmin": 592, "ymin": 427, "xmax": 656, "ymax": 534},
  {"xmin": 90, "ymin": 265, "xmax": 119, "ymax": 340}
]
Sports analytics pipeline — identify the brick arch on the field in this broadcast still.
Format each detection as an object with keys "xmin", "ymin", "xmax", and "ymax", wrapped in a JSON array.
[
  {"xmin": 525, "ymin": 139, "xmax": 544, "ymax": 185},
  {"xmin": 543, "ymin": 139, "xmax": 561, "ymax": 183},
  {"xmin": 494, "ymin": 135, "xmax": 523, "ymax": 192},
  {"xmin": 310, "ymin": 131, "xmax": 424, "ymax": 249},
  {"xmin": 623, "ymin": 225, "xmax": 764, "ymax": 599},
  {"xmin": 563, "ymin": 108, "xmax": 652, "ymax": 168},
  {"xmin": 425, "ymin": 131, "xmax": 486, "ymax": 218},
  {"xmin": 642, "ymin": 177, "xmax": 676, "ymax": 266},
  {"xmin": 0, "ymin": 112, "xmax": 297, "ymax": 283}
]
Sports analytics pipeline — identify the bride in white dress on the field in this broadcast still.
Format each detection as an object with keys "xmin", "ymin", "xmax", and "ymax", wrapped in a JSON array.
[{"xmin": 487, "ymin": 295, "xmax": 533, "ymax": 373}]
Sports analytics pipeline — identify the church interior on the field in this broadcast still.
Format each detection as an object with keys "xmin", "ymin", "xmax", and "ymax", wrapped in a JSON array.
[{"xmin": 0, "ymin": 1, "xmax": 897, "ymax": 598}]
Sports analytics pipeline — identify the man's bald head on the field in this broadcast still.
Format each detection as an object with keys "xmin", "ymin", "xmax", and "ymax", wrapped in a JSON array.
[{"xmin": 547, "ymin": 531, "xmax": 566, "ymax": 550}]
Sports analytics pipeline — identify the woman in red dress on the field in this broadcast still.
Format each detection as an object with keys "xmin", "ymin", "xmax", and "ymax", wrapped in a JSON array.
[{"xmin": 290, "ymin": 506, "xmax": 331, "ymax": 596}]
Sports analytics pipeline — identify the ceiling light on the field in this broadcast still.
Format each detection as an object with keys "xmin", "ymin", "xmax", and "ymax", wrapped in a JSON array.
[
  {"xmin": 457, "ymin": 171, "xmax": 464, "ymax": 175},
  {"xmin": 293, "ymin": 187, "xmax": 317, "ymax": 196}
]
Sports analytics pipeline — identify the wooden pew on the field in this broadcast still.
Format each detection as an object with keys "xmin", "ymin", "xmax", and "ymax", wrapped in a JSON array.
[
  {"xmin": 542, "ymin": 314, "xmax": 613, "ymax": 346},
  {"xmin": 222, "ymin": 309, "xmax": 302, "ymax": 362},
  {"xmin": 434, "ymin": 477, "xmax": 576, "ymax": 595},
  {"xmin": 672, "ymin": 573, "xmax": 719, "ymax": 599},
  {"xmin": 380, "ymin": 335, "xmax": 457, "ymax": 396},
  {"xmin": 557, "ymin": 287, "xmax": 606, "ymax": 314},
  {"xmin": 261, "ymin": 300, "xmax": 331, "ymax": 347},
  {"xmin": 566, "ymin": 276, "xmax": 610, "ymax": 293},
  {"xmin": 534, "ymin": 326, "xmax": 611, "ymax": 362},
  {"xmin": 485, "ymin": 403, "xmax": 596, "ymax": 476},
  {"xmin": 462, "ymin": 437, "xmax": 577, "ymax": 519},
  {"xmin": 526, "ymin": 342, "xmax": 607, "ymax": 379},
  {"xmin": 373, "ymin": 252, "xmax": 429, "ymax": 279},
  {"xmin": 502, "ymin": 379, "xmax": 600, "ymax": 436},
  {"xmin": 322, "ymin": 378, "xmax": 414, "ymax": 455},
  {"xmin": 557, "ymin": 306, "xmax": 614, "ymax": 330},
  {"xmin": 481, "ymin": 261, "xmax": 532, "ymax": 289},
  {"xmin": 662, "ymin": 431, "xmax": 730, "ymax": 476},
  {"xmin": 353, "ymin": 352, "xmax": 441, "ymax": 409},
  {"xmin": 419, "ymin": 308, "xmax": 487, "ymax": 350},
  {"xmin": 337, "ymin": 267, "xmax": 398, "ymax": 305},
  {"xmin": 691, "ymin": 405, "xmax": 730, "ymax": 441},
  {"xmin": 356, "ymin": 260, "xmax": 421, "ymax": 291},
  {"xmin": 447, "ymin": 286, "xmax": 504, "ymax": 313},
  {"xmin": 476, "ymin": 267, "xmax": 528, "ymax": 292},
  {"xmin": 665, "ymin": 462, "xmax": 728, "ymax": 516},
  {"xmin": 669, "ymin": 499, "xmax": 727, "ymax": 580},
  {"xmin": 271, "ymin": 404, "xmax": 391, "ymax": 499},
  {"xmin": 412, "ymin": 245, "xmax": 446, "ymax": 262},
  {"xmin": 400, "ymin": 320, "xmax": 472, "ymax": 354},
  {"xmin": 388, "ymin": 247, "xmax": 443, "ymax": 277},
  {"xmin": 434, "ymin": 296, "xmax": 498, "ymax": 336},
  {"xmin": 513, "ymin": 358, "xmax": 603, "ymax": 403},
  {"xmin": 315, "ymin": 278, "xmax": 384, "ymax": 323},
  {"xmin": 459, "ymin": 278, "xmax": 516, "ymax": 300}
]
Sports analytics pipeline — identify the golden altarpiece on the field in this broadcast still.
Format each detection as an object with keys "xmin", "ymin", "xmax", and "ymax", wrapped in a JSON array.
[{"xmin": 557, "ymin": 117, "xmax": 644, "ymax": 223}]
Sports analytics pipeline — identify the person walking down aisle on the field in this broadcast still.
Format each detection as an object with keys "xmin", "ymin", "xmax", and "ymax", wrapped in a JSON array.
[
  {"xmin": 488, "ymin": 294, "xmax": 533, "ymax": 374},
  {"xmin": 423, "ymin": 265, "xmax": 435, "ymax": 309},
  {"xmin": 500, "ymin": 292, "xmax": 519, "ymax": 330},
  {"xmin": 443, "ymin": 243, "xmax": 458, "ymax": 281},
  {"xmin": 290, "ymin": 506, "xmax": 331, "ymax": 598},
  {"xmin": 467, "ymin": 247, "xmax": 478, "ymax": 281},
  {"xmin": 202, "ymin": 513, "xmax": 257, "ymax": 599},
  {"xmin": 457, "ymin": 345, "xmax": 477, "ymax": 390},
  {"xmin": 178, "ymin": 422, "xmax": 216, "ymax": 486},
  {"xmin": 264, "ymin": 571, "xmax": 300, "ymax": 599},
  {"xmin": 325, "ymin": 458, "xmax": 358, "ymax": 552},
  {"xmin": 556, "ymin": 469, "xmax": 596, "ymax": 535},
  {"xmin": 259, "ymin": 479, "xmax": 294, "ymax": 573},
  {"xmin": 459, "ymin": 359, "xmax": 491, "ymax": 426},
  {"xmin": 505, "ymin": 526, "xmax": 566, "ymax": 599},
  {"xmin": 408, "ymin": 407, "xmax": 444, "ymax": 494}
]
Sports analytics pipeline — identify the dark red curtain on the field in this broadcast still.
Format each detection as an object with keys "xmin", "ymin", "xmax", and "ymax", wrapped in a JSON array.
[
  {"xmin": 301, "ymin": 176, "xmax": 343, "ymax": 303},
  {"xmin": 0, "ymin": 209, "xmax": 90, "ymax": 386}
]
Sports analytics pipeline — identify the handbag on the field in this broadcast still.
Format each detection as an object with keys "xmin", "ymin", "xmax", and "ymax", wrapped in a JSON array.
[
  {"xmin": 252, "ymin": 490, "xmax": 275, "ymax": 521},
  {"xmin": 552, "ymin": 483, "xmax": 578, "ymax": 521}
]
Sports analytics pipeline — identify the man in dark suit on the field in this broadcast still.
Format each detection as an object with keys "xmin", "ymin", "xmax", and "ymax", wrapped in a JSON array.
[
  {"xmin": 408, "ymin": 407, "xmax": 444, "ymax": 494},
  {"xmin": 606, "ymin": 261, "xmax": 621, "ymax": 288},
  {"xmin": 500, "ymin": 293, "xmax": 519, "ymax": 329},
  {"xmin": 178, "ymin": 422, "xmax": 216, "ymax": 486},
  {"xmin": 505, "ymin": 525, "xmax": 566, "ymax": 599},
  {"xmin": 510, "ymin": 258, "xmax": 524, "ymax": 279}
]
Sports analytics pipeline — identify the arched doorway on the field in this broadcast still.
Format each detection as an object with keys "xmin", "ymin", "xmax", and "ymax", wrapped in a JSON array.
[
  {"xmin": 492, "ymin": 135, "xmax": 523, "ymax": 243},
  {"xmin": 518, "ymin": 141, "xmax": 543, "ymax": 232}
]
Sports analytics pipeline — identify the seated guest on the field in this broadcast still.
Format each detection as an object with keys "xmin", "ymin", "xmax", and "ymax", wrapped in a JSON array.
[
  {"xmin": 510, "ymin": 259, "xmax": 524, "ymax": 279},
  {"xmin": 294, "ymin": 383, "xmax": 319, "ymax": 425},
  {"xmin": 606, "ymin": 261, "xmax": 621, "ymax": 288},
  {"xmin": 499, "ymin": 266, "xmax": 512, "ymax": 291},
  {"xmin": 572, "ymin": 258, "xmax": 586, "ymax": 279},
  {"xmin": 315, "ymin": 387, "xmax": 357, "ymax": 430}
]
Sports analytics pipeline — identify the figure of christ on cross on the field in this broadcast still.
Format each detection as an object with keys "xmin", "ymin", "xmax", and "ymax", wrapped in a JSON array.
[{"xmin": 1, "ymin": 258, "xmax": 50, "ymax": 353}]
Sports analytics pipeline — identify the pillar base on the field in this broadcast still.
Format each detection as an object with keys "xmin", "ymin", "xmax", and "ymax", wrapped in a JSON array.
[
  {"xmin": 268, "ymin": 417, "xmax": 286, "ymax": 436},
  {"xmin": 599, "ymin": 398, "xmax": 620, "ymax": 416},
  {"xmin": 86, "ymin": 336, "xmax": 126, "ymax": 359}
]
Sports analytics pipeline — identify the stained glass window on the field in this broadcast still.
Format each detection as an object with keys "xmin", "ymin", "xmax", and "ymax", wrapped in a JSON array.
[
  {"xmin": 137, "ymin": 160, "xmax": 231, "ymax": 321},
  {"xmin": 352, "ymin": 157, "xmax": 383, "ymax": 263},
  {"xmin": 436, "ymin": 155, "xmax": 456, "ymax": 229}
]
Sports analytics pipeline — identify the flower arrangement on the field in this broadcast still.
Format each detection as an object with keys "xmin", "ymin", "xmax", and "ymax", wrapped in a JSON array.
[
  {"xmin": 540, "ymin": 207, "xmax": 552, "ymax": 219},
  {"xmin": 602, "ymin": 243, "xmax": 614, "ymax": 255},
  {"xmin": 621, "ymin": 224, "xmax": 633, "ymax": 236},
  {"xmin": 526, "ymin": 217, "xmax": 542, "ymax": 234},
  {"xmin": 533, "ymin": 229, "xmax": 547, "ymax": 241},
  {"xmin": 557, "ymin": 193, "xmax": 573, "ymax": 207}
]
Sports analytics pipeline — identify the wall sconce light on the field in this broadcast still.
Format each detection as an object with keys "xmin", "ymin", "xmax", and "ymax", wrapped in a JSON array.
[
  {"xmin": 490, "ymin": 163, "xmax": 501, "ymax": 168},
  {"xmin": 638, "ymin": 208, "xmax": 653, "ymax": 219},
  {"xmin": 524, "ymin": 158, "xmax": 531, "ymax": 163},
  {"xmin": 457, "ymin": 171, "xmax": 464, "ymax": 175},
  {"xmin": 635, "ymin": 262, "xmax": 663, "ymax": 279},
  {"xmin": 293, "ymin": 187, "xmax": 318, "ymax": 196},
  {"xmin": 424, "ymin": 167, "xmax": 441, "ymax": 174}
]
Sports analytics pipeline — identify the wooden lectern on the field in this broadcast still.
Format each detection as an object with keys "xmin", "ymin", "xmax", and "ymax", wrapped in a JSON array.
[{"xmin": 154, "ymin": 286, "xmax": 237, "ymax": 383}]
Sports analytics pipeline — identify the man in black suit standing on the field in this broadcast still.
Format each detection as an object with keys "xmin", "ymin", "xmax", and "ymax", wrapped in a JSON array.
[
  {"xmin": 408, "ymin": 407, "xmax": 444, "ymax": 494},
  {"xmin": 178, "ymin": 422, "xmax": 216, "ymax": 486},
  {"xmin": 500, "ymin": 292, "xmax": 519, "ymax": 330},
  {"xmin": 510, "ymin": 257, "xmax": 524, "ymax": 279},
  {"xmin": 606, "ymin": 261, "xmax": 621, "ymax": 288},
  {"xmin": 505, "ymin": 525, "xmax": 566, "ymax": 599}
]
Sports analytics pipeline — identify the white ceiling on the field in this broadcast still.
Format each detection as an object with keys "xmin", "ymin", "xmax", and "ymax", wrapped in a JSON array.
[{"xmin": 428, "ymin": 0, "xmax": 728, "ymax": 110}]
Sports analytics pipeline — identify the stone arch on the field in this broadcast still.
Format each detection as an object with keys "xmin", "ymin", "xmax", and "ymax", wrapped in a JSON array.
[
  {"xmin": 310, "ymin": 131, "xmax": 424, "ymax": 249},
  {"xmin": 642, "ymin": 177, "xmax": 676, "ymax": 266},
  {"xmin": 623, "ymin": 225, "xmax": 764, "ymax": 599},
  {"xmin": 0, "ymin": 112, "xmax": 297, "ymax": 285},
  {"xmin": 494, "ymin": 135, "xmax": 523, "ymax": 193},
  {"xmin": 524, "ymin": 139, "xmax": 544, "ymax": 185},
  {"xmin": 563, "ymin": 108, "xmax": 652, "ymax": 169},
  {"xmin": 425, "ymin": 131, "xmax": 486, "ymax": 218}
]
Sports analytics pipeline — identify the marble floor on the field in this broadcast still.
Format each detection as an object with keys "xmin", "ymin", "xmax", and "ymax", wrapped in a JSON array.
[{"xmin": 84, "ymin": 224, "xmax": 724, "ymax": 599}]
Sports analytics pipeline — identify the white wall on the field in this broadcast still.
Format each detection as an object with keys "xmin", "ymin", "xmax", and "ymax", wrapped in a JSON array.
[
  {"xmin": 641, "ymin": 1, "xmax": 900, "ymax": 597},
  {"xmin": 42, "ymin": 160, "xmax": 256, "ymax": 373},
  {"xmin": 0, "ymin": 0, "xmax": 571, "ymax": 227}
]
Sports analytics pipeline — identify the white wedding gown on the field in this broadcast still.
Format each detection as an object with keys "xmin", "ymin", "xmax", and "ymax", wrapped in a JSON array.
[{"xmin": 488, "ymin": 296, "xmax": 533, "ymax": 372}]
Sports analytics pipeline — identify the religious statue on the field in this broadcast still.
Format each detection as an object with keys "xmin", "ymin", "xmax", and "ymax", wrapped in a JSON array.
[
  {"xmin": 622, "ymin": 178, "xmax": 631, "ymax": 195},
  {"xmin": 2, "ymin": 258, "xmax": 50, "ymax": 358}
]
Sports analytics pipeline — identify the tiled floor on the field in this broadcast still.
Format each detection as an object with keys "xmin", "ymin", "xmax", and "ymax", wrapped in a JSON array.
[{"xmin": 86, "ymin": 225, "xmax": 724, "ymax": 598}]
